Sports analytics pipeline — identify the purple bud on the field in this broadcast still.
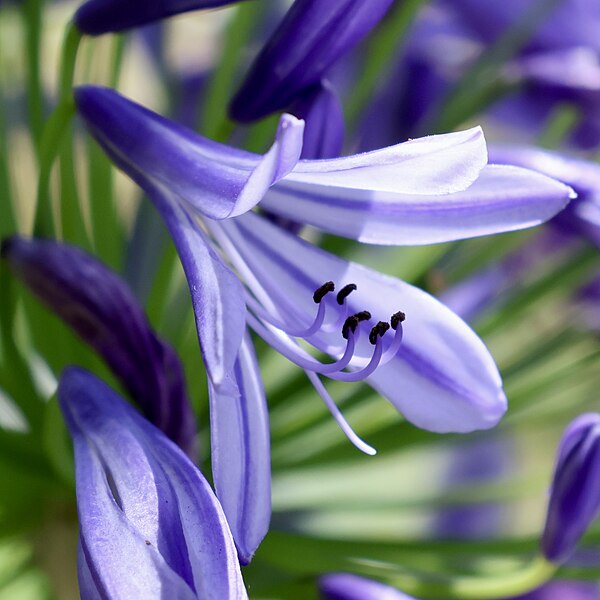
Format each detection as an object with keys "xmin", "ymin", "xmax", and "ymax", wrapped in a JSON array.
[
  {"xmin": 291, "ymin": 80, "xmax": 344, "ymax": 160},
  {"xmin": 319, "ymin": 573, "xmax": 418, "ymax": 600},
  {"xmin": 229, "ymin": 0, "xmax": 394, "ymax": 122},
  {"xmin": 74, "ymin": 0, "xmax": 244, "ymax": 35},
  {"xmin": 541, "ymin": 413, "xmax": 600, "ymax": 563},
  {"xmin": 1, "ymin": 236, "xmax": 197, "ymax": 458}
]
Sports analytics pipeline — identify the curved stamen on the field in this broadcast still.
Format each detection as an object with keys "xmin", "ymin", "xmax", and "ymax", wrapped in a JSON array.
[
  {"xmin": 369, "ymin": 321, "xmax": 390, "ymax": 345},
  {"xmin": 327, "ymin": 333, "xmax": 385, "ymax": 382},
  {"xmin": 246, "ymin": 312, "xmax": 359, "ymax": 374},
  {"xmin": 314, "ymin": 281, "xmax": 335, "ymax": 303},
  {"xmin": 246, "ymin": 292, "xmax": 329, "ymax": 338},
  {"xmin": 304, "ymin": 369, "xmax": 377, "ymax": 456},
  {"xmin": 381, "ymin": 316, "xmax": 405, "ymax": 363},
  {"xmin": 321, "ymin": 283, "xmax": 357, "ymax": 333}
]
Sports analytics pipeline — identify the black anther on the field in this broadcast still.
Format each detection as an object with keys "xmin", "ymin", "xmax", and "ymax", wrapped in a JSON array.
[
  {"xmin": 369, "ymin": 321, "xmax": 390, "ymax": 345},
  {"xmin": 391, "ymin": 311, "xmax": 406, "ymax": 330},
  {"xmin": 336, "ymin": 283, "xmax": 357, "ymax": 305},
  {"xmin": 313, "ymin": 281, "xmax": 335, "ymax": 303},
  {"xmin": 342, "ymin": 315, "xmax": 359, "ymax": 339},
  {"xmin": 355, "ymin": 310, "xmax": 372, "ymax": 322}
]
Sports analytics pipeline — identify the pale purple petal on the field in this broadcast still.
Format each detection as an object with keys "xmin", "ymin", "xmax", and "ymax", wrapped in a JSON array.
[
  {"xmin": 151, "ymin": 190, "xmax": 246, "ymax": 386},
  {"xmin": 59, "ymin": 367, "xmax": 247, "ymax": 599},
  {"xmin": 263, "ymin": 164, "xmax": 573, "ymax": 245},
  {"xmin": 319, "ymin": 573, "xmax": 418, "ymax": 600},
  {"xmin": 209, "ymin": 332, "xmax": 270, "ymax": 565},
  {"xmin": 287, "ymin": 126, "xmax": 487, "ymax": 195},
  {"xmin": 75, "ymin": 85, "xmax": 304, "ymax": 221},
  {"xmin": 221, "ymin": 213, "xmax": 506, "ymax": 433}
]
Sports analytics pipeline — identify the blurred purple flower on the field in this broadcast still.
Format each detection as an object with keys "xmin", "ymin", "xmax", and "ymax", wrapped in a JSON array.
[
  {"xmin": 58, "ymin": 367, "xmax": 247, "ymax": 599},
  {"xmin": 319, "ymin": 573, "xmax": 417, "ymax": 600},
  {"xmin": 541, "ymin": 413, "xmax": 600, "ymax": 563},
  {"xmin": 75, "ymin": 83, "xmax": 572, "ymax": 562},
  {"xmin": 229, "ymin": 0, "xmax": 395, "ymax": 122},
  {"xmin": 74, "ymin": 0, "xmax": 244, "ymax": 35},
  {"xmin": 1, "ymin": 236, "xmax": 197, "ymax": 458}
]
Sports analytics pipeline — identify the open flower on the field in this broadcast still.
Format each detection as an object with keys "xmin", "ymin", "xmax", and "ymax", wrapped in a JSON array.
[
  {"xmin": 74, "ymin": 84, "xmax": 573, "ymax": 562},
  {"xmin": 58, "ymin": 367, "xmax": 247, "ymax": 599}
]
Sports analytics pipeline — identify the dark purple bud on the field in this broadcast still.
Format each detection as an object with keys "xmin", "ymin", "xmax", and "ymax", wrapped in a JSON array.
[
  {"xmin": 1, "ymin": 236, "xmax": 197, "ymax": 458},
  {"xmin": 229, "ymin": 0, "xmax": 395, "ymax": 122},
  {"xmin": 74, "ymin": 0, "xmax": 245, "ymax": 35},
  {"xmin": 541, "ymin": 413, "xmax": 600, "ymax": 563},
  {"xmin": 291, "ymin": 80, "xmax": 344, "ymax": 159},
  {"xmin": 319, "ymin": 573, "xmax": 418, "ymax": 600}
]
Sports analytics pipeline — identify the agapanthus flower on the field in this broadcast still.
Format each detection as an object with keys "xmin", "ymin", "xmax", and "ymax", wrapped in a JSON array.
[
  {"xmin": 73, "ymin": 0, "xmax": 243, "ymax": 35},
  {"xmin": 541, "ymin": 413, "xmax": 600, "ymax": 564},
  {"xmin": 58, "ymin": 367, "xmax": 247, "ymax": 599},
  {"xmin": 0, "ymin": 236, "xmax": 197, "ymax": 457},
  {"xmin": 229, "ymin": 0, "xmax": 395, "ymax": 123},
  {"xmin": 319, "ymin": 573, "xmax": 417, "ymax": 600},
  {"xmin": 74, "ymin": 84, "xmax": 573, "ymax": 562}
]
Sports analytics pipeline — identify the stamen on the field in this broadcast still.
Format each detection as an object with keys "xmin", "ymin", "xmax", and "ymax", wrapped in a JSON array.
[
  {"xmin": 341, "ymin": 311, "xmax": 371, "ymax": 339},
  {"xmin": 313, "ymin": 281, "xmax": 335, "ymax": 303},
  {"xmin": 336, "ymin": 283, "xmax": 357, "ymax": 305},
  {"xmin": 304, "ymin": 369, "xmax": 377, "ymax": 456},
  {"xmin": 391, "ymin": 311, "xmax": 406, "ymax": 330},
  {"xmin": 381, "ymin": 318, "xmax": 404, "ymax": 362},
  {"xmin": 369, "ymin": 321, "xmax": 390, "ymax": 345},
  {"xmin": 328, "ymin": 335, "xmax": 384, "ymax": 382}
]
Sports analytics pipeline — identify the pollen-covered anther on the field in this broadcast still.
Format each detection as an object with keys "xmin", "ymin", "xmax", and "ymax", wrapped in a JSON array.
[
  {"xmin": 341, "ymin": 311, "xmax": 371, "ymax": 339},
  {"xmin": 313, "ymin": 281, "xmax": 335, "ymax": 303},
  {"xmin": 391, "ymin": 311, "xmax": 406, "ymax": 330},
  {"xmin": 342, "ymin": 315, "xmax": 359, "ymax": 340},
  {"xmin": 336, "ymin": 283, "xmax": 357, "ymax": 305},
  {"xmin": 369, "ymin": 321, "xmax": 390, "ymax": 345}
]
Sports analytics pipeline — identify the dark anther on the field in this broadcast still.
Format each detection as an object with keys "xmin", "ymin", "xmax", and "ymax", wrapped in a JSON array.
[
  {"xmin": 391, "ymin": 311, "xmax": 406, "ymax": 330},
  {"xmin": 355, "ymin": 310, "xmax": 372, "ymax": 322},
  {"xmin": 369, "ymin": 321, "xmax": 390, "ymax": 345},
  {"xmin": 336, "ymin": 283, "xmax": 357, "ymax": 305},
  {"xmin": 313, "ymin": 281, "xmax": 335, "ymax": 303},
  {"xmin": 342, "ymin": 315, "xmax": 359, "ymax": 339}
]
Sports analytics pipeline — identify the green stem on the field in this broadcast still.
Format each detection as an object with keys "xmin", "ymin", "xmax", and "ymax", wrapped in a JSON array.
[
  {"xmin": 33, "ymin": 22, "xmax": 82, "ymax": 238},
  {"xmin": 21, "ymin": 0, "xmax": 44, "ymax": 151},
  {"xmin": 392, "ymin": 555, "xmax": 556, "ymax": 599}
]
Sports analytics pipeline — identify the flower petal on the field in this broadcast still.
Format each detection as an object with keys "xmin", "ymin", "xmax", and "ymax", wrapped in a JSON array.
[
  {"xmin": 263, "ymin": 163, "xmax": 574, "ymax": 245},
  {"xmin": 287, "ymin": 126, "xmax": 487, "ymax": 195},
  {"xmin": 320, "ymin": 573, "xmax": 418, "ymax": 600},
  {"xmin": 74, "ymin": 0, "xmax": 243, "ymax": 35},
  {"xmin": 1, "ymin": 236, "xmax": 197, "ymax": 456},
  {"xmin": 150, "ymin": 190, "xmax": 247, "ymax": 386},
  {"xmin": 229, "ymin": 0, "xmax": 395, "ymax": 122},
  {"xmin": 75, "ymin": 85, "xmax": 304, "ymax": 221},
  {"xmin": 59, "ymin": 367, "xmax": 247, "ymax": 599},
  {"xmin": 221, "ymin": 213, "xmax": 506, "ymax": 433},
  {"xmin": 209, "ymin": 332, "xmax": 270, "ymax": 565}
]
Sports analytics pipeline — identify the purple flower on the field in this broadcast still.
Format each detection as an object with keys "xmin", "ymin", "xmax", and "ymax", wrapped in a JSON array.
[
  {"xmin": 74, "ymin": 0, "xmax": 243, "ymax": 35},
  {"xmin": 541, "ymin": 413, "xmax": 600, "ymax": 563},
  {"xmin": 75, "ymin": 84, "xmax": 572, "ymax": 562},
  {"xmin": 319, "ymin": 573, "xmax": 417, "ymax": 600},
  {"xmin": 58, "ymin": 367, "xmax": 247, "ymax": 599},
  {"xmin": 229, "ymin": 0, "xmax": 395, "ymax": 122},
  {"xmin": 1, "ymin": 236, "xmax": 197, "ymax": 457}
]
